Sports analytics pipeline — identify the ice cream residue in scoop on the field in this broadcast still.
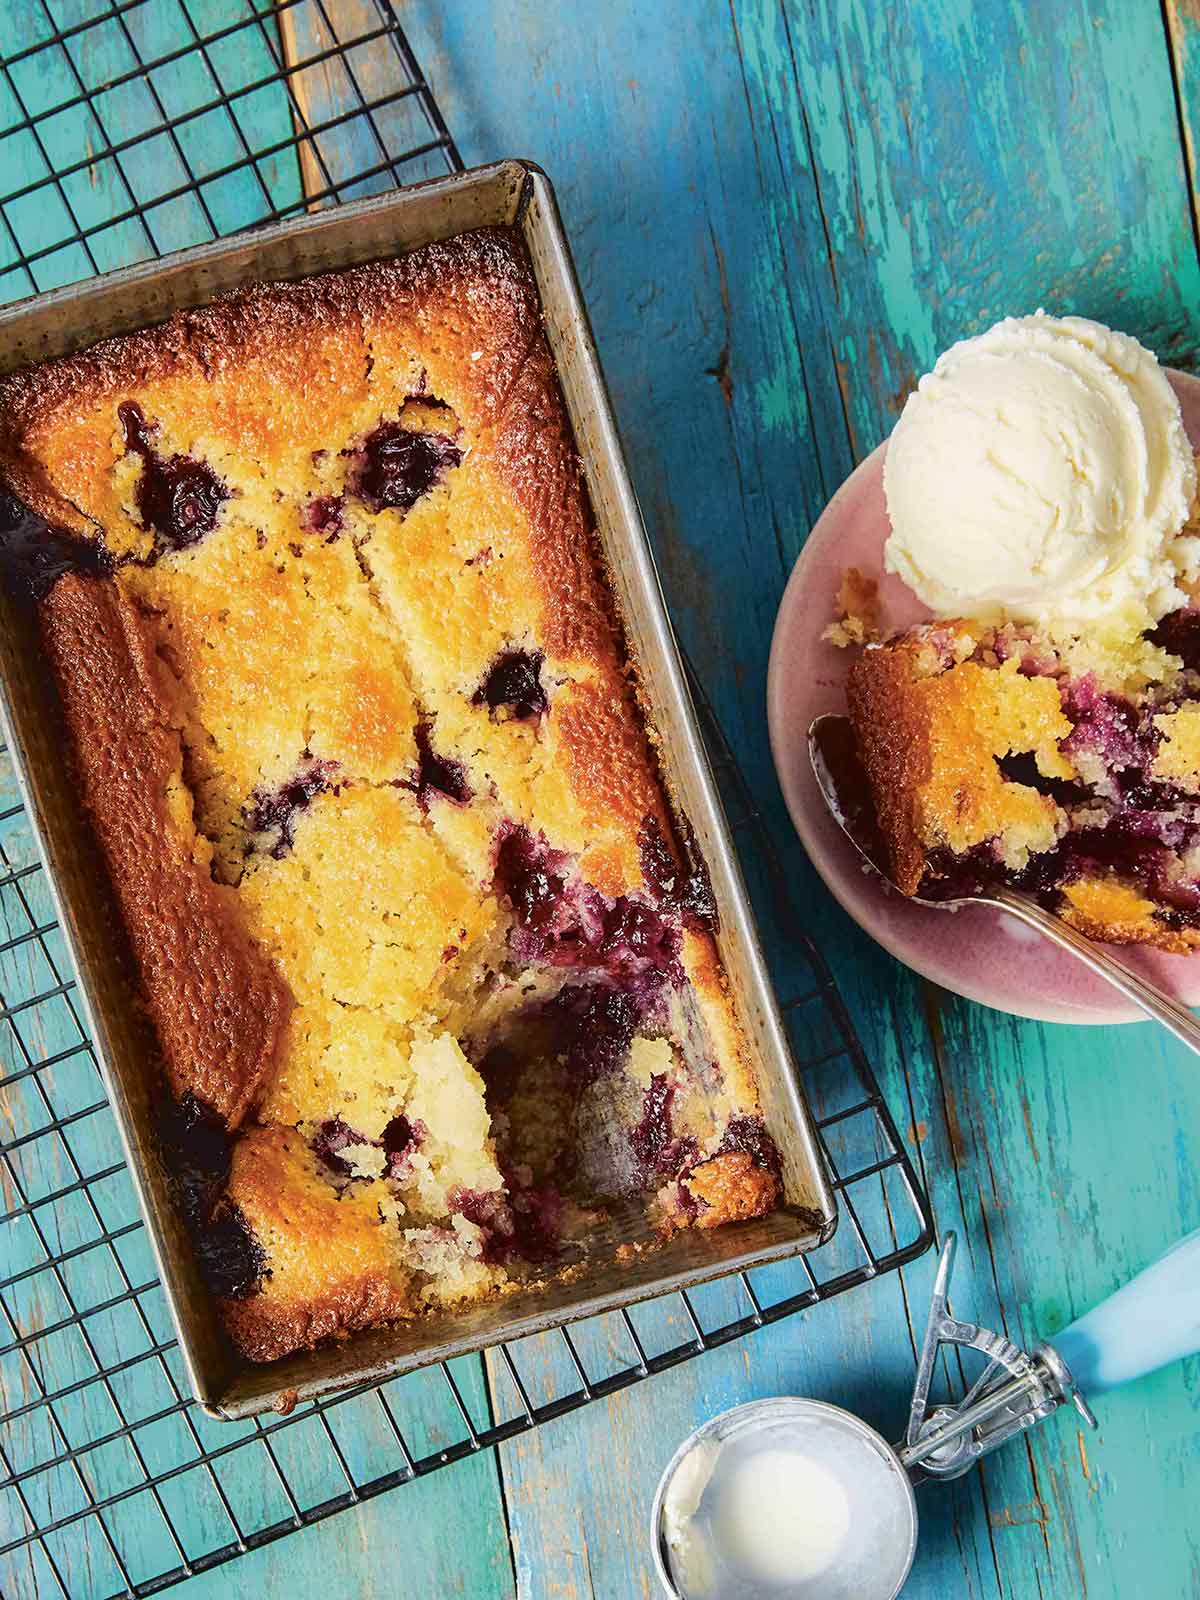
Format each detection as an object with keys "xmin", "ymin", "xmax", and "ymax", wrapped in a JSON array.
[{"xmin": 662, "ymin": 1432, "xmax": 857, "ymax": 1596}]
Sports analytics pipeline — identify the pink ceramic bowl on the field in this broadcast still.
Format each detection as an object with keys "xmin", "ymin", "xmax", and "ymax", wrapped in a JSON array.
[{"xmin": 767, "ymin": 369, "xmax": 1200, "ymax": 1024}]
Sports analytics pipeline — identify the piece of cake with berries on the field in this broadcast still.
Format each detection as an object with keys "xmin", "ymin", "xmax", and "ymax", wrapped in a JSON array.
[
  {"xmin": 834, "ymin": 312, "xmax": 1200, "ymax": 952},
  {"xmin": 0, "ymin": 226, "xmax": 781, "ymax": 1363},
  {"xmin": 846, "ymin": 609, "xmax": 1200, "ymax": 949}
]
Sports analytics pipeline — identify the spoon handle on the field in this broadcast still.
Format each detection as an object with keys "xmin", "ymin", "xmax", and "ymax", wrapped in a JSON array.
[{"xmin": 991, "ymin": 888, "xmax": 1200, "ymax": 1052}]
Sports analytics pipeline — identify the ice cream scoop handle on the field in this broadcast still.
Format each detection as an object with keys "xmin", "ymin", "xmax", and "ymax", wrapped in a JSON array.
[
  {"xmin": 1047, "ymin": 1229, "xmax": 1200, "ymax": 1395},
  {"xmin": 991, "ymin": 888, "xmax": 1200, "ymax": 1055}
]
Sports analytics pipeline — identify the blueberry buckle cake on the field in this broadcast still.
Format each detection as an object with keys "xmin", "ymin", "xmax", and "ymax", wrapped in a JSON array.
[
  {"xmin": 0, "ymin": 227, "xmax": 781, "ymax": 1363},
  {"xmin": 843, "ymin": 583, "xmax": 1200, "ymax": 949}
]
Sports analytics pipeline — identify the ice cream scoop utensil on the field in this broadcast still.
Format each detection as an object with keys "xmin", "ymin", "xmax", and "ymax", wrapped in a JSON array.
[
  {"xmin": 898, "ymin": 1231, "xmax": 1091, "ymax": 1482},
  {"xmin": 808, "ymin": 713, "xmax": 1200, "ymax": 1055},
  {"xmin": 903, "ymin": 1226, "xmax": 1200, "ymax": 1479}
]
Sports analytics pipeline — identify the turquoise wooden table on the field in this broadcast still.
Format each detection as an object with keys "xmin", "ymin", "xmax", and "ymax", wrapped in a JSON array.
[{"xmin": 3, "ymin": 3, "xmax": 1200, "ymax": 1597}]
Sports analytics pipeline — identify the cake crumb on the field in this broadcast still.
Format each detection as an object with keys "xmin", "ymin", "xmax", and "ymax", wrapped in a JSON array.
[
  {"xmin": 823, "ymin": 567, "xmax": 880, "ymax": 647},
  {"xmin": 627, "ymin": 1036, "xmax": 674, "ymax": 1089},
  {"xmin": 685, "ymin": 1151, "xmax": 778, "ymax": 1227},
  {"xmin": 273, "ymin": 1387, "xmax": 299, "ymax": 1416}
]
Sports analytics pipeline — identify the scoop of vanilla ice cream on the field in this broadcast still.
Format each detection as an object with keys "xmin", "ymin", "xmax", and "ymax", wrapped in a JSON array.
[{"xmin": 883, "ymin": 313, "xmax": 1199, "ymax": 630}]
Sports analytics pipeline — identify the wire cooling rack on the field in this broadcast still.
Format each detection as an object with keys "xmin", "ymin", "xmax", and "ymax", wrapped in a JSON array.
[{"xmin": 0, "ymin": 5, "xmax": 934, "ymax": 1596}]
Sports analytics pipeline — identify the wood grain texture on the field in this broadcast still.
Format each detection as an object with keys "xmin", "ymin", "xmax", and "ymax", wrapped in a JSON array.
[
  {"xmin": 276, "ymin": 1, "xmax": 328, "ymax": 208},
  {"xmin": 273, "ymin": 0, "xmax": 451, "ymax": 202},
  {"xmin": 5, "ymin": 2, "xmax": 1200, "ymax": 1598},
  {"xmin": 1165, "ymin": 0, "xmax": 1200, "ymax": 262}
]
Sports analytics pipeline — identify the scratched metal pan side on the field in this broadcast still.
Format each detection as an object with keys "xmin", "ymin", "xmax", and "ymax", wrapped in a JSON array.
[{"xmin": 0, "ymin": 160, "xmax": 835, "ymax": 1420}]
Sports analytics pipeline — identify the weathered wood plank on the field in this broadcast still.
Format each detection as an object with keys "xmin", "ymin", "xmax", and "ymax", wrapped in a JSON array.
[
  {"xmin": 274, "ymin": 0, "xmax": 450, "ymax": 202},
  {"xmin": 1164, "ymin": 1, "xmax": 1200, "ymax": 261}
]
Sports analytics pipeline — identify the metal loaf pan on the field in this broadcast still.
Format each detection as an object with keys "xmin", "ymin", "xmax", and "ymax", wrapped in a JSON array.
[{"xmin": 0, "ymin": 160, "xmax": 837, "ymax": 1418}]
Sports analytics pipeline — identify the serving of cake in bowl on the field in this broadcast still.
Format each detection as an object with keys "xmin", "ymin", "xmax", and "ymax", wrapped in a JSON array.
[
  {"xmin": 832, "ymin": 313, "xmax": 1200, "ymax": 954},
  {"xmin": 0, "ymin": 223, "xmax": 785, "ymax": 1366}
]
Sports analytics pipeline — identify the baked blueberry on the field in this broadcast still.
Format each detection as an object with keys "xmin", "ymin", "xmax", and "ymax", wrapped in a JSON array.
[
  {"xmin": 245, "ymin": 759, "xmax": 338, "ymax": 858},
  {"xmin": 198, "ymin": 1203, "xmax": 267, "ymax": 1299},
  {"xmin": 0, "ymin": 488, "xmax": 114, "ymax": 599},
  {"xmin": 406, "ymin": 723, "xmax": 472, "ymax": 808},
  {"xmin": 547, "ymin": 981, "xmax": 641, "ymax": 1082},
  {"xmin": 718, "ymin": 1114, "xmax": 782, "ymax": 1178},
  {"xmin": 637, "ymin": 816, "xmax": 717, "ymax": 931},
  {"xmin": 493, "ymin": 825, "xmax": 569, "ymax": 932},
  {"xmin": 311, "ymin": 1116, "xmax": 370, "ymax": 1178},
  {"xmin": 381, "ymin": 1114, "xmax": 424, "ymax": 1181},
  {"xmin": 347, "ymin": 420, "xmax": 462, "ymax": 514},
  {"xmin": 629, "ymin": 1072, "xmax": 676, "ymax": 1176},
  {"xmin": 1149, "ymin": 608, "xmax": 1200, "ymax": 670},
  {"xmin": 119, "ymin": 402, "xmax": 228, "ymax": 555},
  {"xmin": 302, "ymin": 495, "xmax": 344, "ymax": 539},
  {"xmin": 474, "ymin": 649, "xmax": 548, "ymax": 720}
]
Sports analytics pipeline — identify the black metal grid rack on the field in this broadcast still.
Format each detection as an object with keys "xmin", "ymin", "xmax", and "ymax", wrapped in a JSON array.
[{"xmin": 0, "ymin": 5, "xmax": 934, "ymax": 1596}]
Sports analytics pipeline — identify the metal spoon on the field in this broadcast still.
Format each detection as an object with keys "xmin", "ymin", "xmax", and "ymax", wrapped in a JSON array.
[{"xmin": 808, "ymin": 713, "xmax": 1200, "ymax": 1052}]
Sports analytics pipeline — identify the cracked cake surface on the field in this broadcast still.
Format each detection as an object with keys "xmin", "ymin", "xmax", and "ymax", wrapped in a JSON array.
[{"xmin": 0, "ymin": 225, "xmax": 781, "ymax": 1363}]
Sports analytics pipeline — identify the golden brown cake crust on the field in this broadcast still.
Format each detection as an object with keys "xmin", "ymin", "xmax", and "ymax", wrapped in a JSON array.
[
  {"xmin": 848, "ymin": 630, "xmax": 1068, "ymax": 894},
  {"xmin": 487, "ymin": 335, "xmax": 615, "ymax": 666},
  {"xmin": 1060, "ymin": 878, "xmax": 1200, "ymax": 954},
  {"xmin": 0, "ymin": 229, "xmax": 537, "ymax": 462},
  {"xmin": 846, "ymin": 639, "xmax": 935, "ymax": 895},
  {"xmin": 222, "ymin": 1269, "xmax": 412, "ymax": 1366},
  {"xmin": 0, "ymin": 328, "xmax": 189, "ymax": 532},
  {"xmin": 219, "ymin": 1126, "xmax": 414, "ymax": 1364},
  {"xmin": 39, "ymin": 574, "xmax": 289, "ymax": 1127},
  {"xmin": 686, "ymin": 1150, "xmax": 778, "ymax": 1228}
]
